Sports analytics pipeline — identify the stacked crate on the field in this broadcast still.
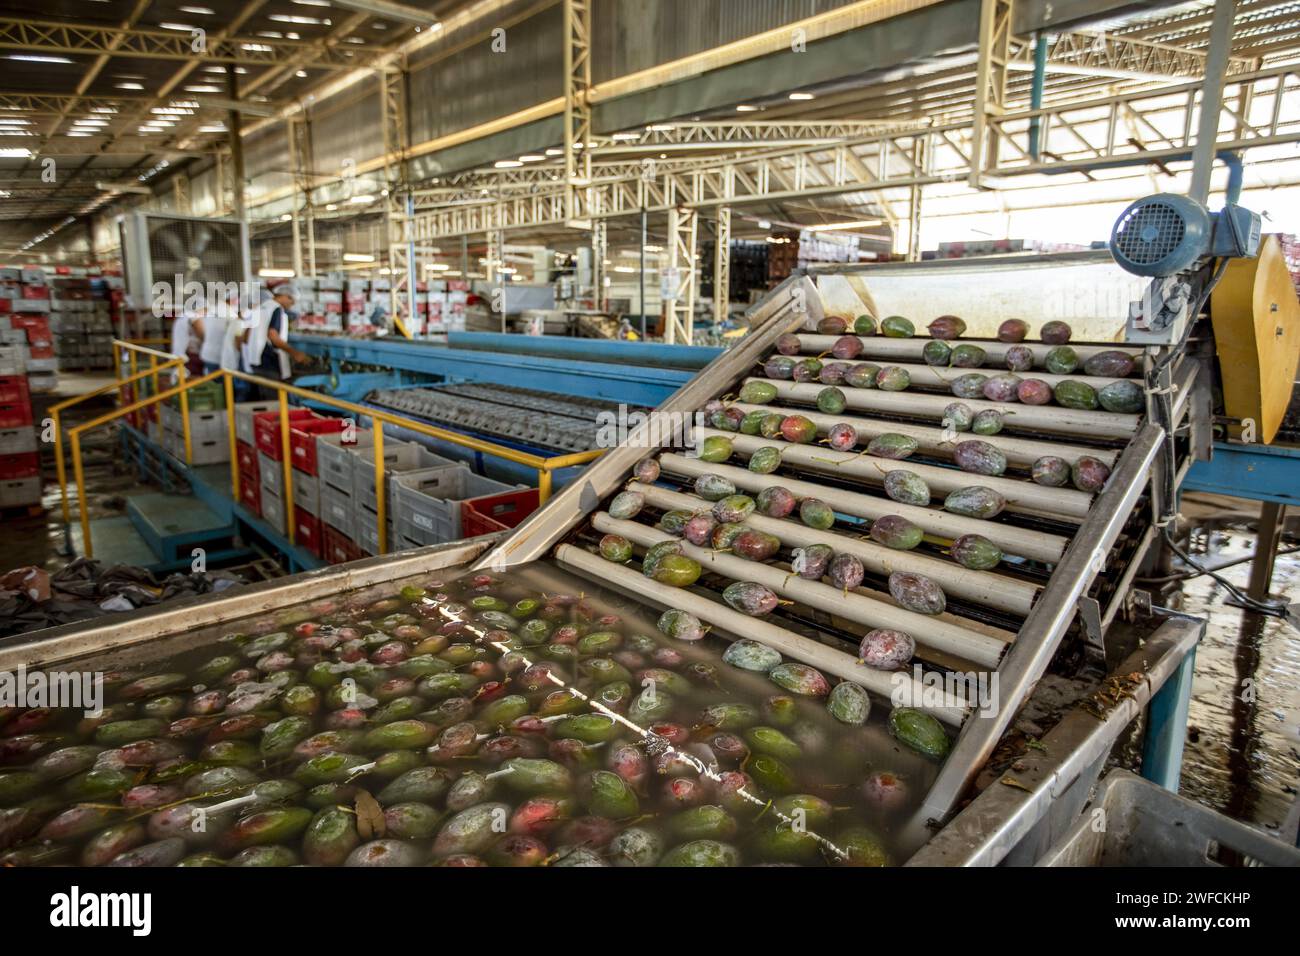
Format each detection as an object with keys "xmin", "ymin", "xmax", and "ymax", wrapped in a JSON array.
[
  {"xmin": 233, "ymin": 401, "xmax": 276, "ymax": 517},
  {"xmin": 48, "ymin": 270, "xmax": 115, "ymax": 371},
  {"xmin": 161, "ymin": 381, "xmax": 230, "ymax": 465},
  {"xmin": 0, "ymin": 368, "xmax": 39, "ymax": 509},
  {"xmin": 253, "ymin": 407, "xmax": 315, "ymax": 535},
  {"xmin": 0, "ymin": 266, "xmax": 57, "ymax": 394}
]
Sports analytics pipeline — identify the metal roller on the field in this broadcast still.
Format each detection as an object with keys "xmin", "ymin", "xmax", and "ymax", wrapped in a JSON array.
[
  {"xmin": 731, "ymin": 401, "xmax": 1120, "ymax": 468},
  {"xmin": 556, "ymin": 543, "xmax": 970, "ymax": 726},
  {"xmin": 591, "ymin": 513, "xmax": 1012, "ymax": 669},
  {"xmin": 697, "ymin": 427, "xmax": 1096, "ymax": 523},
  {"xmin": 778, "ymin": 359, "xmax": 1127, "ymax": 393},
  {"xmin": 627, "ymin": 481, "xmax": 1039, "ymax": 616},
  {"xmin": 747, "ymin": 378, "xmax": 1141, "ymax": 439},
  {"xmin": 796, "ymin": 334, "xmax": 1143, "ymax": 368},
  {"xmin": 660, "ymin": 453, "xmax": 1071, "ymax": 563}
]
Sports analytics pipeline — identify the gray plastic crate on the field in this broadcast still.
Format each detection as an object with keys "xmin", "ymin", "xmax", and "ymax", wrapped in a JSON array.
[
  {"xmin": 234, "ymin": 401, "xmax": 278, "ymax": 446},
  {"xmin": 292, "ymin": 466, "xmax": 319, "ymax": 515},
  {"xmin": 258, "ymin": 450, "xmax": 283, "ymax": 495},
  {"xmin": 162, "ymin": 428, "xmax": 230, "ymax": 466},
  {"xmin": 0, "ymin": 476, "xmax": 41, "ymax": 508},
  {"xmin": 392, "ymin": 465, "xmax": 521, "ymax": 546},
  {"xmin": 316, "ymin": 428, "xmax": 377, "ymax": 493},
  {"xmin": 0, "ymin": 426, "xmax": 37, "ymax": 456},
  {"xmin": 1039, "ymin": 770, "xmax": 1300, "ymax": 867},
  {"xmin": 354, "ymin": 507, "xmax": 394, "ymax": 556},
  {"xmin": 260, "ymin": 486, "xmax": 287, "ymax": 535},
  {"xmin": 319, "ymin": 482, "xmax": 354, "ymax": 536},
  {"xmin": 351, "ymin": 442, "xmax": 455, "ymax": 504},
  {"xmin": 162, "ymin": 407, "xmax": 228, "ymax": 444}
]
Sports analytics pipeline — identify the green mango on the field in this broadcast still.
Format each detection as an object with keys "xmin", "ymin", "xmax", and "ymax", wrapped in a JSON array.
[
  {"xmin": 581, "ymin": 770, "xmax": 640, "ymax": 819},
  {"xmin": 889, "ymin": 707, "xmax": 951, "ymax": 758},
  {"xmin": 302, "ymin": 805, "xmax": 361, "ymax": 867},
  {"xmin": 827, "ymin": 682, "xmax": 871, "ymax": 725},
  {"xmin": 1054, "ymin": 379, "xmax": 1099, "ymax": 410},
  {"xmin": 660, "ymin": 840, "xmax": 740, "ymax": 866},
  {"xmin": 551, "ymin": 714, "xmax": 619, "ymax": 744},
  {"xmin": 378, "ymin": 767, "xmax": 451, "ymax": 805},
  {"xmin": 668, "ymin": 805, "xmax": 737, "ymax": 842},
  {"xmin": 260, "ymin": 716, "xmax": 314, "ymax": 759},
  {"xmin": 500, "ymin": 758, "xmax": 572, "ymax": 796},
  {"xmin": 744, "ymin": 726, "xmax": 803, "ymax": 761},
  {"xmin": 383, "ymin": 801, "xmax": 444, "ymax": 840}
]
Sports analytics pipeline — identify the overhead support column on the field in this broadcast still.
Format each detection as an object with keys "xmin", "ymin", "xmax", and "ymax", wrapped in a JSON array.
[
  {"xmin": 591, "ymin": 218, "xmax": 607, "ymax": 311},
  {"xmin": 379, "ymin": 59, "xmax": 414, "ymax": 337},
  {"xmin": 664, "ymin": 205, "xmax": 698, "ymax": 345},
  {"xmin": 225, "ymin": 66, "xmax": 246, "ymax": 222},
  {"xmin": 713, "ymin": 207, "xmax": 731, "ymax": 323},
  {"xmin": 289, "ymin": 115, "xmax": 317, "ymax": 276},
  {"xmin": 562, "ymin": 0, "xmax": 592, "ymax": 228},
  {"xmin": 969, "ymin": 0, "xmax": 1014, "ymax": 188},
  {"xmin": 1189, "ymin": 0, "xmax": 1238, "ymax": 204}
]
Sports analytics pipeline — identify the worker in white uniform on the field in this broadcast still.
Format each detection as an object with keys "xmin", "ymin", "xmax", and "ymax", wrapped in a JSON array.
[
  {"xmin": 169, "ymin": 301, "xmax": 204, "ymax": 382},
  {"xmin": 194, "ymin": 290, "xmax": 243, "ymax": 377},
  {"xmin": 242, "ymin": 283, "xmax": 310, "ymax": 399}
]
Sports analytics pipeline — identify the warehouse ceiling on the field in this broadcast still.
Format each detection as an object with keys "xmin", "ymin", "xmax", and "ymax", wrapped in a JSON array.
[{"xmin": 0, "ymin": 0, "xmax": 470, "ymax": 232}]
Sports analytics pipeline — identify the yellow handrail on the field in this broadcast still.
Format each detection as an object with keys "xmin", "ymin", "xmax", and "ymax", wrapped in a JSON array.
[
  {"xmin": 50, "ymin": 357, "xmax": 189, "ymax": 524},
  {"xmin": 63, "ymin": 368, "xmax": 606, "ymax": 559}
]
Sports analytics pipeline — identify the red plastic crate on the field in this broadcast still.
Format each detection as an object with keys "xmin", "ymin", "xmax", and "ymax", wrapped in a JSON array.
[
  {"xmin": 0, "ymin": 401, "xmax": 33, "ymax": 429},
  {"xmin": 322, "ymin": 523, "xmax": 363, "ymax": 564},
  {"xmin": 460, "ymin": 488, "xmax": 540, "ymax": 538},
  {"xmin": 290, "ymin": 418, "xmax": 347, "ymax": 475},
  {"xmin": 253, "ymin": 408, "xmax": 315, "ymax": 460},
  {"xmin": 20, "ymin": 285, "xmax": 48, "ymax": 300},
  {"xmin": 27, "ymin": 345, "xmax": 53, "ymax": 360},
  {"xmin": 9, "ymin": 315, "xmax": 48, "ymax": 331},
  {"xmin": 0, "ymin": 376, "xmax": 29, "ymax": 405},
  {"xmin": 239, "ymin": 478, "xmax": 262, "ymax": 516},
  {"xmin": 294, "ymin": 506, "xmax": 321, "ymax": 557},
  {"xmin": 0, "ymin": 453, "xmax": 38, "ymax": 480},
  {"xmin": 236, "ymin": 439, "xmax": 259, "ymax": 477}
]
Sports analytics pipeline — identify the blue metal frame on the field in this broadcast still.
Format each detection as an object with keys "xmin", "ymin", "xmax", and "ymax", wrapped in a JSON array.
[
  {"xmin": 1184, "ymin": 441, "xmax": 1300, "ymax": 505},
  {"xmin": 293, "ymin": 335, "xmax": 697, "ymax": 406},
  {"xmin": 1141, "ymin": 644, "xmax": 1197, "ymax": 791},
  {"xmin": 445, "ymin": 331, "xmax": 721, "ymax": 370}
]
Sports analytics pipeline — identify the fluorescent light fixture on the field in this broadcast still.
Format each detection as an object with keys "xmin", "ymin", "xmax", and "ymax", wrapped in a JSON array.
[
  {"xmin": 425, "ymin": 263, "xmax": 450, "ymax": 271},
  {"xmin": 270, "ymin": 13, "xmax": 327, "ymax": 23},
  {"xmin": 348, "ymin": 194, "xmax": 374, "ymax": 204},
  {"xmin": 293, "ymin": 0, "xmax": 332, "ymax": 5},
  {"xmin": 643, "ymin": 245, "xmax": 663, "ymax": 252},
  {"xmin": 184, "ymin": 85, "xmax": 222, "ymax": 93},
  {"xmin": 159, "ymin": 22, "xmax": 197, "ymax": 31},
  {"xmin": 280, "ymin": 213, "xmax": 292, "ymax": 221},
  {"xmin": 152, "ymin": 107, "xmax": 193, "ymax": 114},
  {"xmin": 8, "ymin": 54, "xmax": 74, "ymax": 64},
  {"xmin": 259, "ymin": 268, "xmax": 296, "ymax": 278},
  {"xmin": 66, "ymin": 132, "xmax": 94, "ymax": 137},
  {"xmin": 736, "ymin": 105, "xmax": 758, "ymax": 112},
  {"xmin": 545, "ymin": 147, "xmax": 563, "ymax": 156},
  {"xmin": 0, "ymin": 118, "xmax": 32, "ymax": 125},
  {"xmin": 198, "ymin": 125, "xmax": 227, "ymax": 133},
  {"xmin": 116, "ymin": 82, "xmax": 145, "ymax": 90},
  {"xmin": 610, "ymin": 132, "xmax": 641, "ymax": 141},
  {"xmin": 0, "ymin": 148, "xmax": 34, "ymax": 158},
  {"xmin": 342, "ymin": 253, "xmax": 375, "ymax": 263},
  {"xmin": 179, "ymin": 6, "xmax": 216, "ymax": 14},
  {"xmin": 325, "ymin": 203, "xmax": 338, "ymax": 211},
  {"xmin": 803, "ymin": 219, "xmax": 883, "ymax": 231},
  {"xmin": 90, "ymin": 107, "xmax": 118, "ymax": 114},
  {"xmin": 241, "ymin": 43, "xmax": 274, "ymax": 52},
  {"xmin": 494, "ymin": 160, "xmax": 522, "ymax": 168},
  {"xmin": 613, "ymin": 266, "xmax": 637, "ymax": 273},
  {"xmin": 646, "ymin": 124, "xmax": 674, "ymax": 132},
  {"xmin": 296, "ymin": 70, "xmax": 308, "ymax": 77},
  {"xmin": 789, "ymin": 92, "xmax": 815, "ymax": 100},
  {"xmin": 72, "ymin": 120, "xmax": 108, "ymax": 127},
  {"xmin": 518, "ymin": 154, "xmax": 544, "ymax": 162}
]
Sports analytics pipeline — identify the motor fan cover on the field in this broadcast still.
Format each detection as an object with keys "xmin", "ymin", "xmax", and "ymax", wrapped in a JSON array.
[{"xmin": 1110, "ymin": 193, "xmax": 1212, "ymax": 278}]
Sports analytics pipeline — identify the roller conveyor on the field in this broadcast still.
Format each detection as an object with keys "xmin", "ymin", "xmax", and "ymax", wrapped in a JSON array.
[{"xmin": 474, "ymin": 272, "xmax": 1188, "ymax": 837}]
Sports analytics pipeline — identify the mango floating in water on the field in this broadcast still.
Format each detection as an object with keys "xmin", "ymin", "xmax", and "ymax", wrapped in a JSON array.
[
  {"xmin": 889, "ymin": 707, "xmax": 951, "ymax": 759},
  {"xmin": 658, "ymin": 608, "xmax": 707, "ymax": 642},
  {"xmin": 722, "ymin": 639, "xmax": 782, "ymax": 673},
  {"xmin": 827, "ymin": 682, "xmax": 871, "ymax": 725}
]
